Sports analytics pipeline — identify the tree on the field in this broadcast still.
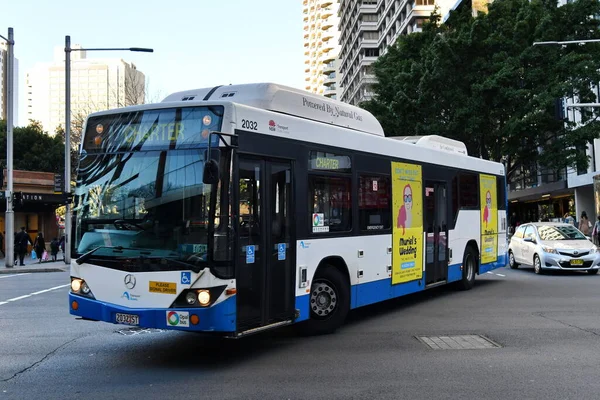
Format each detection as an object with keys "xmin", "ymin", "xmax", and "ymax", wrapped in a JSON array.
[
  {"xmin": 0, "ymin": 119, "xmax": 64, "ymax": 174},
  {"xmin": 362, "ymin": 0, "xmax": 600, "ymax": 183}
]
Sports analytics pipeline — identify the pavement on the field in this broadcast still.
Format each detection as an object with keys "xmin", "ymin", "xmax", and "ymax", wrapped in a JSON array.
[{"xmin": 0, "ymin": 255, "xmax": 68, "ymax": 274}]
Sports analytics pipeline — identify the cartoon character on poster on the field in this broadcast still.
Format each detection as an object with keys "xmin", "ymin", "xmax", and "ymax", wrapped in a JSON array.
[
  {"xmin": 397, "ymin": 184, "xmax": 413, "ymax": 234},
  {"xmin": 483, "ymin": 190, "xmax": 491, "ymax": 228}
]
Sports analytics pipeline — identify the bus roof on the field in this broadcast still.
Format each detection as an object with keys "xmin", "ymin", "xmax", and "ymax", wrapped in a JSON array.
[{"xmin": 161, "ymin": 83, "xmax": 385, "ymax": 137}]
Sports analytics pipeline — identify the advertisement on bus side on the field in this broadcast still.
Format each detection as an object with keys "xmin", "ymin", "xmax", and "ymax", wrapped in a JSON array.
[
  {"xmin": 392, "ymin": 162, "xmax": 423, "ymax": 285},
  {"xmin": 480, "ymin": 174, "xmax": 498, "ymax": 264}
]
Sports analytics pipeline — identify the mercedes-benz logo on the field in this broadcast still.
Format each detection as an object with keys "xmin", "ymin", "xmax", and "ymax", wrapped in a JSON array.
[{"xmin": 124, "ymin": 274, "xmax": 136, "ymax": 289}]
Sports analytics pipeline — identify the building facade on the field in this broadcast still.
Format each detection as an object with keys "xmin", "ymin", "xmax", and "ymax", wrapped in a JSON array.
[
  {"xmin": 338, "ymin": 0, "xmax": 453, "ymax": 105},
  {"xmin": 0, "ymin": 42, "xmax": 19, "ymax": 123},
  {"xmin": 303, "ymin": 0, "xmax": 343, "ymax": 99},
  {"xmin": 26, "ymin": 45, "xmax": 145, "ymax": 134}
]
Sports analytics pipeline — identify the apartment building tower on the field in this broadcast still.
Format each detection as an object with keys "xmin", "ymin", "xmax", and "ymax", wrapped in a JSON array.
[
  {"xmin": 338, "ymin": 0, "xmax": 452, "ymax": 105},
  {"xmin": 26, "ymin": 45, "xmax": 145, "ymax": 134},
  {"xmin": 303, "ymin": 0, "xmax": 343, "ymax": 99}
]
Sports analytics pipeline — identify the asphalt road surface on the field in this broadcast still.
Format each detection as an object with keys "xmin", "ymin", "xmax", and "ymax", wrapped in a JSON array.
[{"xmin": 1, "ymin": 267, "xmax": 599, "ymax": 400}]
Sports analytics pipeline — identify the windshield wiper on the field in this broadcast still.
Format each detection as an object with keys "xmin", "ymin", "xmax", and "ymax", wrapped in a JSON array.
[{"xmin": 76, "ymin": 246, "xmax": 125, "ymax": 265}]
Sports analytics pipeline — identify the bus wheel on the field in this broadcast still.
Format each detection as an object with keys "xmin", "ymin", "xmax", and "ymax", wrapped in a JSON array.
[
  {"xmin": 299, "ymin": 266, "xmax": 350, "ymax": 335},
  {"xmin": 458, "ymin": 246, "xmax": 477, "ymax": 291}
]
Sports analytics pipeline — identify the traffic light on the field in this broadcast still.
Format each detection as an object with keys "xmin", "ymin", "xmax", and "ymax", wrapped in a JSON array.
[{"xmin": 554, "ymin": 98, "xmax": 566, "ymax": 120}]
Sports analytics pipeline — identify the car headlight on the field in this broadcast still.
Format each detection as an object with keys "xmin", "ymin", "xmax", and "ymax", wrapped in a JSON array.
[
  {"xmin": 590, "ymin": 247, "xmax": 599, "ymax": 254},
  {"xmin": 542, "ymin": 246, "xmax": 558, "ymax": 254}
]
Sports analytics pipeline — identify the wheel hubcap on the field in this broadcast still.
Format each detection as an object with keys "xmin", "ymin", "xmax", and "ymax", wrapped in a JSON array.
[
  {"xmin": 510, "ymin": 253, "xmax": 514, "ymax": 266},
  {"xmin": 310, "ymin": 281, "xmax": 337, "ymax": 318},
  {"xmin": 535, "ymin": 258, "xmax": 540, "ymax": 272}
]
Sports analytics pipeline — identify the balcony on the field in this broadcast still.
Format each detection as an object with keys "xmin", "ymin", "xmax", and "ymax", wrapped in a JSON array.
[
  {"xmin": 325, "ymin": 85, "xmax": 338, "ymax": 94},
  {"xmin": 322, "ymin": 61, "xmax": 336, "ymax": 74},
  {"xmin": 320, "ymin": 0, "xmax": 333, "ymax": 7},
  {"xmin": 324, "ymin": 73, "xmax": 337, "ymax": 85}
]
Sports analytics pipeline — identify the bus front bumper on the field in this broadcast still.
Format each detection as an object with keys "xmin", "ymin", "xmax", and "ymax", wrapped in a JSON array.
[{"xmin": 69, "ymin": 294, "xmax": 236, "ymax": 333}]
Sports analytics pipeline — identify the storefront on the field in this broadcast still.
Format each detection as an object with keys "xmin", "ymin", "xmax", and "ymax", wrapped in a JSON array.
[
  {"xmin": 0, "ymin": 170, "xmax": 64, "ymax": 253},
  {"xmin": 508, "ymin": 179, "xmax": 575, "ymax": 228}
]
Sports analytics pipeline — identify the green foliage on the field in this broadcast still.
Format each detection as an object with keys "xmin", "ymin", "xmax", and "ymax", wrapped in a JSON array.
[
  {"xmin": 0, "ymin": 119, "xmax": 65, "ymax": 173},
  {"xmin": 362, "ymin": 0, "xmax": 600, "ymax": 181}
]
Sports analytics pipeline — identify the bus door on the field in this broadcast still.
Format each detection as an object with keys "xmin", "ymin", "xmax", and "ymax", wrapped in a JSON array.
[
  {"xmin": 424, "ymin": 181, "xmax": 448, "ymax": 285},
  {"xmin": 236, "ymin": 156, "xmax": 295, "ymax": 332}
]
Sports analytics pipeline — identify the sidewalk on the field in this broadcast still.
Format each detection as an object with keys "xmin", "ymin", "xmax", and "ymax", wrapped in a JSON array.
[{"xmin": 0, "ymin": 256, "xmax": 69, "ymax": 274}]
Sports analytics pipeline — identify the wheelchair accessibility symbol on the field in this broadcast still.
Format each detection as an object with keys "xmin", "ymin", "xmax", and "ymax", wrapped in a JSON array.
[{"xmin": 181, "ymin": 272, "xmax": 191, "ymax": 285}]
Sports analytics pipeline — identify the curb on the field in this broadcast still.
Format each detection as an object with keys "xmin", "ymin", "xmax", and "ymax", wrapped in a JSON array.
[{"xmin": 0, "ymin": 267, "xmax": 68, "ymax": 274}]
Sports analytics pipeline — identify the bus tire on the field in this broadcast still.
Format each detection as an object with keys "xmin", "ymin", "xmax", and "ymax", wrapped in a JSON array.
[
  {"xmin": 458, "ymin": 246, "xmax": 477, "ymax": 291},
  {"xmin": 298, "ymin": 266, "xmax": 350, "ymax": 335}
]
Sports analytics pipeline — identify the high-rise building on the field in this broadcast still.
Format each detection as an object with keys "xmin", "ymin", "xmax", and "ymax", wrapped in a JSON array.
[
  {"xmin": 338, "ymin": 0, "xmax": 453, "ymax": 105},
  {"xmin": 26, "ymin": 45, "xmax": 145, "ymax": 134},
  {"xmin": 303, "ymin": 0, "xmax": 343, "ymax": 99},
  {"xmin": 0, "ymin": 42, "xmax": 19, "ymax": 123}
]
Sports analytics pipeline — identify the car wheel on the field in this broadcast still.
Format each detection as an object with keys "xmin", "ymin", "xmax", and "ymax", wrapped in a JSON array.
[
  {"xmin": 587, "ymin": 269, "xmax": 598, "ymax": 275},
  {"xmin": 533, "ymin": 254, "xmax": 544, "ymax": 275},
  {"xmin": 297, "ymin": 266, "xmax": 350, "ymax": 335},
  {"xmin": 509, "ymin": 251, "xmax": 519, "ymax": 269}
]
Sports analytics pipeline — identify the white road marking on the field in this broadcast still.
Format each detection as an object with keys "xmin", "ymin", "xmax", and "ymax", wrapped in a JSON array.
[
  {"xmin": 495, "ymin": 273, "xmax": 506, "ymax": 277},
  {"xmin": 0, "ymin": 284, "xmax": 69, "ymax": 306},
  {"xmin": 0, "ymin": 273, "xmax": 32, "ymax": 279},
  {"xmin": 486, "ymin": 271, "xmax": 493, "ymax": 274}
]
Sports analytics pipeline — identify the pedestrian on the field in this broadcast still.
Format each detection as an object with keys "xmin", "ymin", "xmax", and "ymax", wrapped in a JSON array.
[
  {"xmin": 15, "ymin": 227, "xmax": 32, "ymax": 266},
  {"xmin": 0, "ymin": 231, "xmax": 5, "ymax": 258},
  {"xmin": 50, "ymin": 238, "xmax": 59, "ymax": 262},
  {"xmin": 579, "ymin": 211, "xmax": 591, "ymax": 236},
  {"xmin": 564, "ymin": 213, "xmax": 576, "ymax": 226},
  {"xmin": 593, "ymin": 216, "xmax": 600, "ymax": 245},
  {"xmin": 33, "ymin": 232, "xmax": 46, "ymax": 264}
]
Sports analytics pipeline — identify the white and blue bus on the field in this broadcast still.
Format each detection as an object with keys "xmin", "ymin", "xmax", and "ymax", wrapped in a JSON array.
[{"xmin": 69, "ymin": 83, "xmax": 507, "ymax": 336}]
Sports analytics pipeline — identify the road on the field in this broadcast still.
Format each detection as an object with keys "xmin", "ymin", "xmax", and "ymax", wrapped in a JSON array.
[{"xmin": 1, "ymin": 267, "xmax": 600, "ymax": 400}]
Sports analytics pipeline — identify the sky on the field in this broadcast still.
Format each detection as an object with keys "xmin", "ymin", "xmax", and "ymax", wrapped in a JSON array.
[{"xmin": 1, "ymin": 0, "xmax": 305, "ymax": 127}]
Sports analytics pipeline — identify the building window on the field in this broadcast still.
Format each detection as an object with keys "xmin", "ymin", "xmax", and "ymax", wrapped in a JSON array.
[
  {"xmin": 359, "ymin": 175, "xmax": 391, "ymax": 231},
  {"xmin": 309, "ymin": 176, "xmax": 352, "ymax": 233}
]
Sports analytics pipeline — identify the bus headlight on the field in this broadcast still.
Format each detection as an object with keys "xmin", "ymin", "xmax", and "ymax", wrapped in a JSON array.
[
  {"xmin": 70, "ymin": 277, "xmax": 95, "ymax": 299},
  {"xmin": 198, "ymin": 290, "xmax": 210, "ymax": 306},
  {"xmin": 185, "ymin": 292, "xmax": 197, "ymax": 305},
  {"xmin": 71, "ymin": 279, "xmax": 82, "ymax": 292}
]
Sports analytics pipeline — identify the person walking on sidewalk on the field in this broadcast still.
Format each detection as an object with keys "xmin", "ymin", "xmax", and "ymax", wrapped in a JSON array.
[
  {"xmin": 33, "ymin": 232, "xmax": 46, "ymax": 264},
  {"xmin": 50, "ymin": 238, "xmax": 59, "ymax": 262},
  {"xmin": 15, "ymin": 227, "xmax": 32, "ymax": 266}
]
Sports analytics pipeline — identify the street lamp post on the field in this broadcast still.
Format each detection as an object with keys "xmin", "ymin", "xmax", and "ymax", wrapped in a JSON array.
[
  {"xmin": 0, "ymin": 28, "xmax": 15, "ymax": 268},
  {"xmin": 64, "ymin": 36, "xmax": 152, "ymax": 265}
]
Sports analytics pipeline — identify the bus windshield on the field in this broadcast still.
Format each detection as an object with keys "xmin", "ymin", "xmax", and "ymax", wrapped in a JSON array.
[{"xmin": 73, "ymin": 106, "xmax": 231, "ymax": 272}]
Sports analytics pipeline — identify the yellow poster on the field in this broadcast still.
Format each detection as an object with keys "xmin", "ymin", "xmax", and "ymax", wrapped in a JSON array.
[
  {"xmin": 392, "ymin": 162, "xmax": 423, "ymax": 285},
  {"xmin": 480, "ymin": 174, "xmax": 498, "ymax": 264}
]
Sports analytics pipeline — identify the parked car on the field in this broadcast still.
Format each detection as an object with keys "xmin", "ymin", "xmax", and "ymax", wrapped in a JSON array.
[{"xmin": 508, "ymin": 222, "xmax": 600, "ymax": 275}]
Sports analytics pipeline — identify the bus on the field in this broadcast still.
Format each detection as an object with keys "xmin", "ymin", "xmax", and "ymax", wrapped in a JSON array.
[{"xmin": 69, "ymin": 83, "xmax": 507, "ymax": 337}]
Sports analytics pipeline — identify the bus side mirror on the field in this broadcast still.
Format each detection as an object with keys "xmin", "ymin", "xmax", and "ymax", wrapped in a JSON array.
[{"xmin": 203, "ymin": 159, "xmax": 220, "ymax": 184}]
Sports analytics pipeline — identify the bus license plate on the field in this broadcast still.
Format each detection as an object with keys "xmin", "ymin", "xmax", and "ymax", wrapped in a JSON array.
[
  {"xmin": 115, "ymin": 313, "xmax": 139, "ymax": 326},
  {"xmin": 570, "ymin": 259, "xmax": 584, "ymax": 266}
]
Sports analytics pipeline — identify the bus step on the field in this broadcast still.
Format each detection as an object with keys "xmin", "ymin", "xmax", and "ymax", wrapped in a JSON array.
[
  {"xmin": 425, "ymin": 280, "xmax": 447, "ymax": 289},
  {"xmin": 236, "ymin": 320, "xmax": 293, "ymax": 338}
]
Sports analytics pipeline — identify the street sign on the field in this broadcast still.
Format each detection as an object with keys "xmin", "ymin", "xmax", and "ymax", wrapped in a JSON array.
[{"xmin": 54, "ymin": 174, "xmax": 63, "ymax": 193}]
